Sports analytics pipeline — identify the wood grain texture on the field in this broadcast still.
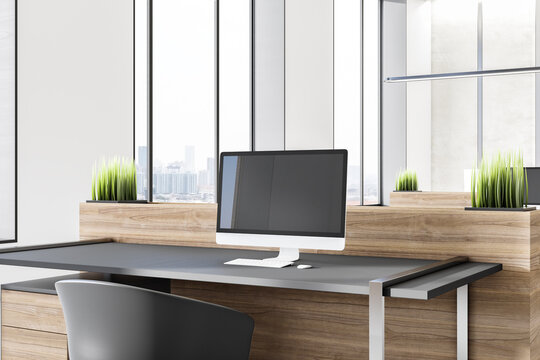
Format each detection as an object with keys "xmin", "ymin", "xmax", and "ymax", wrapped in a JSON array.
[
  {"xmin": 80, "ymin": 202, "xmax": 219, "ymax": 247},
  {"xmin": 79, "ymin": 202, "xmax": 540, "ymax": 359},
  {"xmin": 390, "ymin": 191, "xmax": 472, "ymax": 208},
  {"xmin": 530, "ymin": 210, "xmax": 540, "ymax": 360},
  {"xmin": 80, "ymin": 202, "xmax": 281, "ymax": 252},
  {"xmin": 1, "ymin": 327, "xmax": 67, "ymax": 360},
  {"xmin": 172, "ymin": 272, "xmax": 530, "ymax": 360},
  {"xmin": 171, "ymin": 280, "xmax": 368, "ymax": 360},
  {"xmin": 2, "ymin": 290, "xmax": 66, "ymax": 334},
  {"xmin": 331, "ymin": 206, "xmax": 532, "ymax": 272},
  {"xmin": 80, "ymin": 203, "xmax": 531, "ymax": 271}
]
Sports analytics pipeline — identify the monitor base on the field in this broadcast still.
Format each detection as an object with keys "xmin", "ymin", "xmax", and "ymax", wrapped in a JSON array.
[{"xmin": 264, "ymin": 248, "xmax": 300, "ymax": 262}]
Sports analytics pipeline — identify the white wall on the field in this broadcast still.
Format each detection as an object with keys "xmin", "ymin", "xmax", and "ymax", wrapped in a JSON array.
[
  {"xmin": 219, "ymin": 0, "xmax": 252, "ymax": 152},
  {"xmin": 285, "ymin": 0, "xmax": 334, "ymax": 150},
  {"xmin": 253, "ymin": 0, "xmax": 285, "ymax": 151},
  {"xmin": 253, "ymin": 0, "xmax": 334, "ymax": 151},
  {"xmin": 0, "ymin": 0, "xmax": 133, "ymax": 317}
]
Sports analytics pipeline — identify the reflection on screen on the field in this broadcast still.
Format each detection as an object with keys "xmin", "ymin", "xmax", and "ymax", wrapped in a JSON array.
[{"xmin": 219, "ymin": 152, "xmax": 346, "ymax": 236}]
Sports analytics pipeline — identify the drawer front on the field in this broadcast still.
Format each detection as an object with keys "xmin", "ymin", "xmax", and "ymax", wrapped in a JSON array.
[
  {"xmin": 2, "ymin": 290, "xmax": 66, "ymax": 334},
  {"xmin": 2, "ymin": 326, "xmax": 68, "ymax": 360}
]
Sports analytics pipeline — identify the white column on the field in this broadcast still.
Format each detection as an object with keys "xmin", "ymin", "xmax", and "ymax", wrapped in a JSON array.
[{"xmin": 285, "ymin": 0, "xmax": 334, "ymax": 150}]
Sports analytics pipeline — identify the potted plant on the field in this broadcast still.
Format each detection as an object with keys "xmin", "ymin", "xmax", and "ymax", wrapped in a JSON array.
[
  {"xmin": 88, "ymin": 157, "xmax": 147, "ymax": 203},
  {"xmin": 394, "ymin": 169, "xmax": 419, "ymax": 192},
  {"xmin": 467, "ymin": 150, "xmax": 533, "ymax": 211}
]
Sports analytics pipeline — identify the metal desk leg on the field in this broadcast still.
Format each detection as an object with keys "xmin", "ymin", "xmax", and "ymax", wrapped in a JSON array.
[
  {"xmin": 457, "ymin": 284, "xmax": 468, "ymax": 360},
  {"xmin": 369, "ymin": 281, "xmax": 385, "ymax": 360}
]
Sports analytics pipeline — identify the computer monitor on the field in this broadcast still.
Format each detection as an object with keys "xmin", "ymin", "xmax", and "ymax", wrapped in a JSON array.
[
  {"xmin": 216, "ymin": 150, "xmax": 347, "ymax": 262},
  {"xmin": 526, "ymin": 167, "xmax": 540, "ymax": 205}
]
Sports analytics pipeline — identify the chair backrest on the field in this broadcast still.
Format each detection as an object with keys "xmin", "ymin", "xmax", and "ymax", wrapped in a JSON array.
[{"xmin": 55, "ymin": 280, "xmax": 254, "ymax": 360}]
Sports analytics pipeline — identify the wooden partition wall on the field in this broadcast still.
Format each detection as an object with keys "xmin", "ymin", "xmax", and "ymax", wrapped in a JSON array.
[{"xmin": 79, "ymin": 202, "xmax": 540, "ymax": 360}]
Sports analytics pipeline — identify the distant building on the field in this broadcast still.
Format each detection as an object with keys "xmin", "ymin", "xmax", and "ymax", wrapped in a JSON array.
[
  {"xmin": 136, "ymin": 173, "xmax": 145, "ymax": 195},
  {"xmin": 167, "ymin": 161, "xmax": 183, "ymax": 173},
  {"xmin": 207, "ymin": 157, "xmax": 215, "ymax": 185},
  {"xmin": 198, "ymin": 170, "xmax": 209, "ymax": 187},
  {"xmin": 154, "ymin": 172, "xmax": 197, "ymax": 194},
  {"xmin": 137, "ymin": 146, "xmax": 147, "ymax": 168},
  {"xmin": 185, "ymin": 146, "xmax": 195, "ymax": 173}
]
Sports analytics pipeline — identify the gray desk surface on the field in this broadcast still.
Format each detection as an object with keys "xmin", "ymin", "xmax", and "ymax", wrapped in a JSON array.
[{"xmin": 0, "ymin": 242, "xmax": 501, "ymax": 299}]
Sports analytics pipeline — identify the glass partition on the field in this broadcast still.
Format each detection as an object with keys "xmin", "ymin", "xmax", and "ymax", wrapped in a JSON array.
[
  {"xmin": 0, "ymin": 0, "xmax": 16, "ymax": 241},
  {"xmin": 383, "ymin": 0, "xmax": 538, "ymax": 192}
]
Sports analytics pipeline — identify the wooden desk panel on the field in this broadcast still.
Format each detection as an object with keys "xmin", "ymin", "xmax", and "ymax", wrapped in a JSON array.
[
  {"xmin": 79, "ymin": 203, "xmax": 532, "ymax": 270},
  {"xmin": 79, "ymin": 202, "xmax": 219, "ymax": 248},
  {"xmin": 2, "ymin": 290, "xmax": 66, "ymax": 334},
  {"xmin": 1, "ymin": 327, "xmax": 67, "ymax": 360},
  {"xmin": 172, "ymin": 273, "xmax": 528, "ymax": 360}
]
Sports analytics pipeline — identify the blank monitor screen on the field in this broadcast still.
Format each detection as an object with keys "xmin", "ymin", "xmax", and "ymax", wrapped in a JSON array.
[
  {"xmin": 217, "ymin": 150, "xmax": 347, "ymax": 237},
  {"xmin": 526, "ymin": 167, "xmax": 540, "ymax": 205}
]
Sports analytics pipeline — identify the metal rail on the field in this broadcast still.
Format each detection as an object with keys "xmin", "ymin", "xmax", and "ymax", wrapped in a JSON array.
[
  {"xmin": 369, "ymin": 256, "xmax": 469, "ymax": 360},
  {"xmin": 0, "ymin": 239, "xmax": 113, "ymax": 254},
  {"xmin": 385, "ymin": 66, "xmax": 540, "ymax": 83}
]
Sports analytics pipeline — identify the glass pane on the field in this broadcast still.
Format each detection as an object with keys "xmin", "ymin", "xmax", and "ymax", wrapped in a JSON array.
[
  {"xmin": 482, "ymin": 0, "xmax": 535, "ymax": 165},
  {"xmin": 334, "ymin": 0, "xmax": 361, "ymax": 205},
  {"xmin": 219, "ymin": 0, "xmax": 251, "ymax": 153},
  {"xmin": 483, "ymin": 74, "xmax": 535, "ymax": 165},
  {"xmin": 401, "ymin": 0, "xmax": 478, "ymax": 191},
  {"xmin": 431, "ymin": 78, "xmax": 477, "ymax": 190},
  {"xmin": 483, "ymin": 0, "xmax": 535, "ymax": 70},
  {"xmin": 0, "ymin": 0, "xmax": 15, "ymax": 240},
  {"xmin": 153, "ymin": 0, "xmax": 216, "ymax": 203},
  {"xmin": 387, "ymin": 0, "xmax": 478, "ymax": 80},
  {"xmin": 363, "ymin": 0, "xmax": 379, "ymax": 204},
  {"xmin": 135, "ymin": 0, "xmax": 148, "ymax": 200}
]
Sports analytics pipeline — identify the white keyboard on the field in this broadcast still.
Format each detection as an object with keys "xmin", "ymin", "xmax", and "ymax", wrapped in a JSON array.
[{"xmin": 225, "ymin": 258, "xmax": 294, "ymax": 268}]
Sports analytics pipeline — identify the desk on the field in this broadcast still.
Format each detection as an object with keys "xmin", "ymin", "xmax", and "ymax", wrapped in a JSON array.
[{"xmin": 0, "ymin": 240, "xmax": 501, "ymax": 360}]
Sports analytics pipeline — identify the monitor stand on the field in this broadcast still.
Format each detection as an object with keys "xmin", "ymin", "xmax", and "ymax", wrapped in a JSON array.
[
  {"xmin": 224, "ymin": 248, "xmax": 300, "ymax": 268},
  {"xmin": 264, "ymin": 248, "xmax": 300, "ymax": 262}
]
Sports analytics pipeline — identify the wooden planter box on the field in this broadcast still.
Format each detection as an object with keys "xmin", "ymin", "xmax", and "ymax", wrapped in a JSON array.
[{"xmin": 390, "ymin": 191, "xmax": 472, "ymax": 208}]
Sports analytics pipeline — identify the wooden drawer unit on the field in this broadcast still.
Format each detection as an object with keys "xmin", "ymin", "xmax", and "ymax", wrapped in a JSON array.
[
  {"xmin": 2, "ymin": 290, "xmax": 66, "ymax": 334},
  {"xmin": 1, "ymin": 274, "xmax": 170, "ymax": 359},
  {"xmin": 2, "ymin": 326, "xmax": 68, "ymax": 360}
]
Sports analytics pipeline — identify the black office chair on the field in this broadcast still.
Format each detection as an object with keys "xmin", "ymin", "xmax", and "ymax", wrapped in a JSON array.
[{"xmin": 55, "ymin": 280, "xmax": 254, "ymax": 360}]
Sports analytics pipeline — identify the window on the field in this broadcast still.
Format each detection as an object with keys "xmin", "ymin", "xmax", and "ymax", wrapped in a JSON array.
[
  {"xmin": 149, "ymin": 0, "xmax": 216, "ymax": 203},
  {"xmin": 0, "ymin": 0, "xmax": 16, "ymax": 242},
  {"xmin": 136, "ymin": 0, "xmax": 379, "ymax": 206},
  {"xmin": 382, "ymin": 0, "xmax": 539, "ymax": 196}
]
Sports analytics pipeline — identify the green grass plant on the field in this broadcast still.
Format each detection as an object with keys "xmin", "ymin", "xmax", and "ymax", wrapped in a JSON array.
[
  {"xmin": 395, "ymin": 169, "xmax": 418, "ymax": 191},
  {"xmin": 92, "ymin": 157, "xmax": 137, "ymax": 201},
  {"xmin": 471, "ymin": 151, "xmax": 528, "ymax": 208}
]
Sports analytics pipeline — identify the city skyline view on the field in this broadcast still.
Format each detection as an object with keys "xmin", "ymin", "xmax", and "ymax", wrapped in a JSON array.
[
  {"xmin": 136, "ymin": 146, "xmax": 377, "ymax": 205},
  {"xmin": 137, "ymin": 145, "xmax": 215, "ymax": 203}
]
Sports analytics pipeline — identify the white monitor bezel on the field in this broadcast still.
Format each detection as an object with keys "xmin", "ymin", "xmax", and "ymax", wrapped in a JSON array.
[{"xmin": 216, "ymin": 232, "xmax": 345, "ymax": 251}]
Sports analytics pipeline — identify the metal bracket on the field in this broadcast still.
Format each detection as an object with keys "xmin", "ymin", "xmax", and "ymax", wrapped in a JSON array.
[{"xmin": 368, "ymin": 256, "xmax": 469, "ymax": 360}]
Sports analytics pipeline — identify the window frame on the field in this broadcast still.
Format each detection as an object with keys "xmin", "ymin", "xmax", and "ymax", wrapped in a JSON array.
[{"xmin": 0, "ymin": 0, "xmax": 18, "ymax": 244}]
